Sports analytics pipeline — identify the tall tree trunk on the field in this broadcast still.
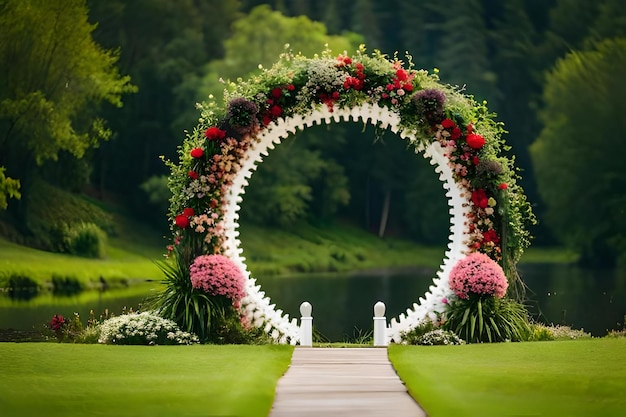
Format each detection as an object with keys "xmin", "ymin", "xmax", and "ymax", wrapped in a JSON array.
[{"xmin": 378, "ymin": 189, "xmax": 390, "ymax": 238}]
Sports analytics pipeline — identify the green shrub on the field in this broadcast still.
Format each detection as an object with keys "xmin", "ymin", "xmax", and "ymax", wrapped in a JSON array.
[
  {"xmin": 400, "ymin": 317, "xmax": 441, "ymax": 345},
  {"xmin": 528, "ymin": 322, "xmax": 555, "ymax": 341},
  {"xmin": 64, "ymin": 222, "xmax": 107, "ymax": 258},
  {"xmin": 6, "ymin": 274, "xmax": 39, "ymax": 300},
  {"xmin": 98, "ymin": 311, "xmax": 199, "ymax": 345},
  {"xmin": 148, "ymin": 252, "xmax": 229, "ymax": 343},
  {"xmin": 414, "ymin": 329, "xmax": 465, "ymax": 346},
  {"xmin": 443, "ymin": 295, "xmax": 531, "ymax": 343},
  {"xmin": 51, "ymin": 274, "xmax": 83, "ymax": 295}
]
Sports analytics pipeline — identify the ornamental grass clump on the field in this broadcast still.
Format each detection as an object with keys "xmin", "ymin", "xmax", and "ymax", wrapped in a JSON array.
[{"xmin": 444, "ymin": 253, "xmax": 530, "ymax": 343}]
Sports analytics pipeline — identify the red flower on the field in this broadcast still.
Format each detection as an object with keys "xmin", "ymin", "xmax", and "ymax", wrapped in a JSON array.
[
  {"xmin": 483, "ymin": 229, "xmax": 500, "ymax": 244},
  {"xmin": 451, "ymin": 127, "xmax": 462, "ymax": 140},
  {"xmin": 441, "ymin": 118, "xmax": 455, "ymax": 129},
  {"xmin": 188, "ymin": 171, "xmax": 198, "ymax": 180},
  {"xmin": 50, "ymin": 315, "xmax": 65, "ymax": 331},
  {"xmin": 205, "ymin": 127, "xmax": 227, "ymax": 141},
  {"xmin": 262, "ymin": 114, "xmax": 272, "ymax": 126},
  {"xmin": 270, "ymin": 105, "xmax": 283, "ymax": 117},
  {"xmin": 472, "ymin": 156, "xmax": 480, "ymax": 165},
  {"xmin": 466, "ymin": 133, "xmax": 485, "ymax": 149},
  {"xmin": 183, "ymin": 207, "xmax": 195, "ymax": 217},
  {"xmin": 271, "ymin": 87, "xmax": 282, "ymax": 99},
  {"xmin": 396, "ymin": 69, "xmax": 408, "ymax": 81},
  {"xmin": 404, "ymin": 83, "xmax": 414, "ymax": 92},
  {"xmin": 471, "ymin": 189, "xmax": 489, "ymax": 209},
  {"xmin": 287, "ymin": 84, "xmax": 295, "ymax": 91},
  {"xmin": 175, "ymin": 214, "xmax": 190, "ymax": 228},
  {"xmin": 466, "ymin": 123, "xmax": 474, "ymax": 133},
  {"xmin": 190, "ymin": 148, "xmax": 204, "ymax": 158}
]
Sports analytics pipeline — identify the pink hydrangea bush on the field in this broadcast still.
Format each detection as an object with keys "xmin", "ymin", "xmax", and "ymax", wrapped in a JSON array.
[
  {"xmin": 449, "ymin": 252, "xmax": 508, "ymax": 299},
  {"xmin": 189, "ymin": 254, "xmax": 246, "ymax": 305}
]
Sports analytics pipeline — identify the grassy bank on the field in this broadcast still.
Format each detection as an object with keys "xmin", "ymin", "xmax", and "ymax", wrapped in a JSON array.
[
  {"xmin": 389, "ymin": 338, "xmax": 626, "ymax": 417},
  {"xmin": 0, "ymin": 343, "xmax": 293, "ymax": 417},
  {"xmin": 0, "ymin": 219, "xmax": 577, "ymax": 289}
]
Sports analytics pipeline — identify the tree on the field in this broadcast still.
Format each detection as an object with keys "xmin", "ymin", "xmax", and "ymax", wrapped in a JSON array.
[
  {"xmin": 435, "ymin": 0, "xmax": 499, "ymax": 104},
  {"xmin": 350, "ymin": 0, "xmax": 383, "ymax": 51},
  {"xmin": 0, "ymin": 0, "xmax": 135, "ymax": 212},
  {"xmin": 529, "ymin": 38, "xmax": 626, "ymax": 266},
  {"xmin": 197, "ymin": 6, "xmax": 362, "ymax": 228},
  {"xmin": 87, "ymin": 0, "xmax": 241, "ymax": 221}
]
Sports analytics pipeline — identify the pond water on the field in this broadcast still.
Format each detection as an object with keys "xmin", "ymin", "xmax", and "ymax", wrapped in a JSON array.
[{"xmin": 1, "ymin": 264, "xmax": 624, "ymax": 341}]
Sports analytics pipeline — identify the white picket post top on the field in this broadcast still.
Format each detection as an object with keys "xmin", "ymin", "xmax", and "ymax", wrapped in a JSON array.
[
  {"xmin": 373, "ymin": 301, "xmax": 388, "ymax": 347},
  {"xmin": 299, "ymin": 301, "xmax": 313, "ymax": 347}
]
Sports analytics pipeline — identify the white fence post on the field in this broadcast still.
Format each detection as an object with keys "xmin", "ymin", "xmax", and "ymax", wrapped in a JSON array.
[
  {"xmin": 373, "ymin": 301, "xmax": 388, "ymax": 347},
  {"xmin": 299, "ymin": 301, "xmax": 313, "ymax": 347}
]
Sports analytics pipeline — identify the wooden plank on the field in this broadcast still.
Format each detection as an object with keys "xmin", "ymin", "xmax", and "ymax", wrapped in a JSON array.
[{"xmin": 269, "ymin": 348, "xmax": 427, "ymax": 417}]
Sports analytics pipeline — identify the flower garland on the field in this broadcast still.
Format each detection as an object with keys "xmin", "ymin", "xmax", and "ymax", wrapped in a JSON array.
[{"xmin": 164, "ymin": 46, "xmax": 535, "ymax": 343}]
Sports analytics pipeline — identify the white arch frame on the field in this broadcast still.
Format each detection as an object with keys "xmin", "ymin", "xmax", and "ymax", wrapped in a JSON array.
[{"xmin": 220, "ymin": 103, "xmax": 471, "ymax": 344}]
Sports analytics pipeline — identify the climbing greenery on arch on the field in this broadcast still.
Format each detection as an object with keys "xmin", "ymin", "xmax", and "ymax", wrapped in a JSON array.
[{"xmin": 159, "ymin": 45, "xmax": 535, "ymax": 344}]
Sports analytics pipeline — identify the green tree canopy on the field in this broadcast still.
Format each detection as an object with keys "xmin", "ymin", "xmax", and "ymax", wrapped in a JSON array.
[
  {"xmin": 529, "ymin": 37, "xmax": 626, "ymax": 266},
  {"xmin": 0, "ymin": 0, "xmax": 136, "ymax": 209}
]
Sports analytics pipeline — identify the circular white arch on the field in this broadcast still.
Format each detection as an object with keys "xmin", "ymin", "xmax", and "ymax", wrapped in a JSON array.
[{"xmin": 220, "ymin": 102, "xmax": 472, "ymax": 344}]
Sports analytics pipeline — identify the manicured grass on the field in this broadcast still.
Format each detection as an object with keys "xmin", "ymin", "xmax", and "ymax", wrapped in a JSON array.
[
  {"xmin": 0, "ymin": 237, "xmax": 164, "ymax": 286},
  {"xmin": 240, "ymin": 221, "xmax": 444, "ymax": 276},
  {"xmin": 0, "ymin": 343, "xmax": 293, "ymax": 417},
  {"xmin": 389, "ymin": 338, "xmax": 626, "ymax": 417}
]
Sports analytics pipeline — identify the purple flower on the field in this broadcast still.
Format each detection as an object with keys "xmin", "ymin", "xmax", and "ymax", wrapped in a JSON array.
[{"xmin": 412, "ymin": 88, "xmax": 446, "ymax": 126}]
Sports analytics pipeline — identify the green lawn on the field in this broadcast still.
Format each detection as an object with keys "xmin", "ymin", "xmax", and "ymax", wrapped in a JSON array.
[
  {"xmin": 0, "ymin": 237, "xmax": 164, "ymax": 285},
  {"xmin": 389, "ymin": 338, "xmax": 626, "ymax": 417},
  {"xmin": 0, "ymin": 343, "xmax": 293, "ymax": 417}
]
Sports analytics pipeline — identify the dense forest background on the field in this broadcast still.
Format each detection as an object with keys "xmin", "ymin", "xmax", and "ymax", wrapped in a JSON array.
[{"xmin": 1, "ymin": 0, "xmax": 625, "ymax": 267}]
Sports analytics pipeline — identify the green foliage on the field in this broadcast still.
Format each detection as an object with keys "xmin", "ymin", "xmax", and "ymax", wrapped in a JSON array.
[
  {"xmin": 5, "ymin": 274, "xmax": 39, "ymax": 300},
  {"xmin": 443, "ymin": 295, "xmax": 531, "ymax": 343},
  {"xmin": 0, "ymin": 167, "xmax": 20, "ymax": 210},
  {"xmin": 64, "ymin": 222, "xmax": 107, "ymax": 259},
  {"xmin": 148, "ymin": 251, "xmax": 225, "ymax": 343},
  {"xmin": 149, "ymin": 250, "xmax": 265, "ymax": 344},
  {"xmin": 528, "ymin": 323, "xmax": 592, "ymax": 341},
  {"xmin": 0, "ymin": 0, "xmax": 136, "ymax": 196},
  {"xmin": 530, "ymin": 38, "xmax": 626, "ymax": 265},
  {"xmin": 20, "ymin": 181, "xmax": 115, "ymax": 251},
  {"xmin": 51, "ymin": 274, "xmax": 83, "ymax": 296},
  {"xmin": 400, "ymin": 317, "xmax": 441, "ymax": 345}
]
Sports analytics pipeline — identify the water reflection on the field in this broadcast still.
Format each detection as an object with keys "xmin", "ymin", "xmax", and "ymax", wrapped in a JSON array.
[{"xmin": 1, "ymin": 264, "xmax": 624, "ymax": 341}]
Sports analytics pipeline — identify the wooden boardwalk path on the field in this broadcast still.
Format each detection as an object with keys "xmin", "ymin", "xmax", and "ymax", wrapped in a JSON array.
[{"xmin": 269, "ymin": 348, "xmax": 427, "ymax": 417}]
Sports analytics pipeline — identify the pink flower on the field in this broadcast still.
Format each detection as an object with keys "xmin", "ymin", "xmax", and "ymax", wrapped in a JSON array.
[
  {"xmin": 189, "ymin": 254, "xmax": 246, "ymax": 303},
  {"xmin": 448, "ymin": 253, "xmax": 508, "ymax": 299}
]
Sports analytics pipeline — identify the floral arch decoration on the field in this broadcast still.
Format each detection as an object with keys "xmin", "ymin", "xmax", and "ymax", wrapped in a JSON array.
[{"xmin": 165, "ymin": 46, "xmax": 535, "ymax": 344}]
